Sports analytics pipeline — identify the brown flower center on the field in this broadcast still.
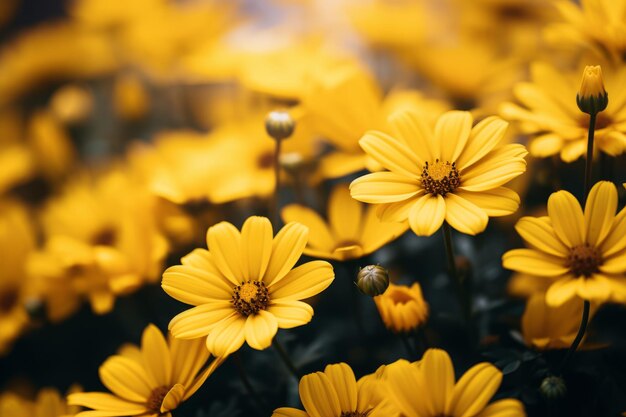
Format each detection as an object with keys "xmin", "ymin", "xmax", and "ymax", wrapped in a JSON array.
[
  {"xmin": 566, "ymin": 244, "xmax": 602, "ymax": 277},
  {"xmin": 341, "ymin": 411, "xmax": 372, "ymax": 417},
  {"xmin": 421, "ymin": 159, "xmax": 461, "ymax": 196},
  {"xmin": 146, "ymin": 386, "xmax": 170, "ymax": 414},
  {"xmin": 257, "ymin": 151, "xmax": 275, "ymax": 169},
  {"xmin": 232, "ymin": 280, "xmax": 270, "ymax": 316},
  {"xmin": 0, "ymin": 287, "xmax": 19, "ymax": 313},
  {"xmin": 91, "ymin": 227, "xmax": 117, "ymax": 246}
]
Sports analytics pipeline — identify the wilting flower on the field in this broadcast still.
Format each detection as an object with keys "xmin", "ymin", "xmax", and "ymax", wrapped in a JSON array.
[
  {"xmin": 384, "ymin": 349, "xmax": 526, "ymax": 417},
  {"xmin": 350, "ymin": 109, "xmax": 526, "ymax": 236},
  {"xmin": 522, "ymin": 293, "xmax": 598, "ymax": 349},
  {"xmin": 500, "ymin": 62, "xmax": 626, "ymax": 161},
  {"xmin": 68, "ymin": 324, "xmax": 223, "ymax": 417},
  {"xmin": 374, "ymin": 282, "xmax": 428, "ymax": 333},
  {"xmin": 503, "ymin": 181, "xmax": 626, "ymax": 306},
  {"xmin": 162, "ymin": 216, "xmax": 334, "ymax": 357},
  {"xmin": 282, "ymin": 184, "xmax": 408, "ymax": 261},
  {"xmin": 272, "ymin": 363, "xmax": 394, "ymax": 417}
]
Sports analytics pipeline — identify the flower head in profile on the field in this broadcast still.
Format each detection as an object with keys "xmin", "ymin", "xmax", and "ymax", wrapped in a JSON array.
[
  {"xmin": 282, "ymin": 184, "xmax": 408, "ymax": 261},
  {"xmin": 272, "ymin": 363, "xmax": 394, "ymax": 417},
  {"xmin": 350, "ymin": 109, "xmax": 526, "ymax": 236},
  {"xmin": 374, "ymin": 282, "xmax": 428, "ymax": 333},
  {"xmin": 162, "ymin": 216, "xmax": 334, "ymax": 357},
  {"xmin": 503, "ymin": 181, "xmax": 626, "ymax": 306},
  {"xmin": 384, "ymin": 349, "xmax": 526, "ymax": 417},
  {"xmin": 577, "ymin": 65, "xmax": 608, "ymax": 115},
  {"xmin": 68, "ymin": 324, "xmax": 223, "ymax": 417}
]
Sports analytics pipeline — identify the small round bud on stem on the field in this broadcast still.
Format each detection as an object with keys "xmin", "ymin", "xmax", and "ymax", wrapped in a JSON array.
[
  {"xmin": 265, "ymin": 110, "xmax": 295, "ymax": 141},
  {"xmin": 539, "ymin": 375, "xmax": 567, "ymax": 400},
  {"xmin": 356, "ymin": 265, "xmax": 390, "ymax": 297},
  {"xmin": 577, "ymin": 65, "xmax": 608, "ymax": 115}
]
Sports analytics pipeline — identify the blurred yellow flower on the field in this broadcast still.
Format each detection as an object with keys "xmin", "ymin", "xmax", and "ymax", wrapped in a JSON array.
[
  {"xmin": 68, "ymin": 324, "xmax": 223, "ymax": 417},
  {"xmin": 282, "ymin": 184, "xmax": 408, "ymax": 261},
  {"xmin": 501, "ymin": 62, "xmax": 626, "ymax": 161},
  {"xmin": 113, "ymin": 73, "xmax": 150, "ymax": 121},
  {"xmin": 0, "ymin": 386, "xmax": 82, "ymax": 417},
  {"xmin": 384, "ymin": 349, "xmax": 526, "ymax": 417},
  {"xmin": 503, "ymin": 181, "xmax": 626, "ymax": 306},
  {"xmin": 374, "ymin": 282, "xmax": 428, "ymax": 333},
  {"xmin": 162, "ymin": 216, "xmax": 335, "ymax": 357},
  {"xmin": 272, "ymin": 363, "xmax": 393, "ymax": 417},
  {"xmin": 49, "ymin": 84, "xmax": 94, "ymax": 125},
  {"xmin": 522, "ymin": 294, "xmax": 598, "ymax": 350},
  {"xmin": 351, "ymin": 110, "xmax": 526, "ymax": 236}
]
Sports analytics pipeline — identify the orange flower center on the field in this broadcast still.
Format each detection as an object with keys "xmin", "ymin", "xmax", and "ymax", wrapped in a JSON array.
[
  {"xmin": 147, "ymin": 385, "xmax": 170, "ymax": 414},
  {"xmin": 566, "ymin": 244, "xmax": 602, "ymax": 277},
  {"xmin": 341, "ymin": 410, "xmax": 371, "ymax": 417},
  {"xmin": 232, "ymin": 280, "xmax": 270, "ymax": 316},
  {"xmin": 91, "ymin": 227, "xmax": 117, "ymax": 246},
  {"xmin": 421, "ymin": 159, "xmax": 461, "ymax": 196}
]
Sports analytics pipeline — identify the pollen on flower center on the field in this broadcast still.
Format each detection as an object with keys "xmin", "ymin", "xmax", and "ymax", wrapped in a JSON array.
[
  {"xmin": 232, "ymin": 280, "xmax": 270, "ymax": 316},
  {"xmin": 340, "ymin": 410, "xmax": 372, "ymax": 417},
  {"xmin": 566, "ymin": 243, "xmax": 602, "ymax": 277},
  {"xmin": 421, "ymin": 159, "xmax": 461, "ymax": 196},
  {"xmin": 146, "ymin": 385, "xmax": 170, "ymax": 413}
]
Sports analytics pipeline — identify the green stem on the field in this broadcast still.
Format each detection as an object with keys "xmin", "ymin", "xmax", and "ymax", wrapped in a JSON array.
[
  {"xmin": 273, "ymin": 339, "xmax": 300, "ymax": 380},
  {"xmin": 559, "ymin": 300, "xmax": 590, "ymax": 372},
  {"xmin": 271, "ymin": 138, "xmax": 283, "ymax": 227},
  {"xmin": 234, "ymin": 352, "xmax": 269, "ymax": 413},
  {"xmin": 442, "ymin": 222, "xmax": 471, "ymax": 326},
  {"xmin": 400, "ymin": 333, "xmax": 414, "ymax": 359},
  {"xmin": 583, "ymin": 112, "xmax": 596, "ymax": 205}
]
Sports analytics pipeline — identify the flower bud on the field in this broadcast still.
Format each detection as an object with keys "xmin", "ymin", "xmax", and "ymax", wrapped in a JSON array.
[
  {"xmin": 576, "ymin": 65, "xmax": 608, "ymax": 115},
  {"xmin": 265, "ymin": 110, "xmax": 295, "ymax": 141},
  {"xmin": 374, "ymin": 282, "xmax": 429, "ymax": 333},
  {"xmin": 539, "ymin": 375, "xmax": 567, "ymax": 400},
  {"xmin": 356, "ymin": 265, "xmax": 389, "ymax": 297}
]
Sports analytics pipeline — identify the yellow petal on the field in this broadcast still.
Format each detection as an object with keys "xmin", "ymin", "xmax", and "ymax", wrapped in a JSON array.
[
  {"xmin": 388, "ymin": 109, "xmax": 434, "ymax": 164},
  {"xmin": 447, "ymin": 363, "xmax": 502, "ymax": 417},
  {"xmin": 502, "ymin": 249, "xmax": 569, "ymax": 276},
  {"xmin": 455, "ymin": 188, "xmax": 520, "ymax": 217},
  {"xmin": 601, "ymin": 248, "xmax": 626, "ymax": 273},
  {"xmin": 560, "ymin": 140, "xmax": 586, "ymax": 162},
  {"xmin": 529, "ymin": 134, "xmax": 563, "ymax": 158},
  {"xmin": 281, "ymin": 205, "xmax": 335, "ymax": 252},
  {"xmin": 385, "ymin": 359, "xmax": 429, "ymax": 417},
  {"xmin": 99, "ymin": 356, "xmax": 153, "ymax": 403},
  {"xmin": 361, "ymin": 206, "xmax": 409, "ymax": 254},
  {"xmin": 359, "ymin": 131, "xmax": 421, "ymax": 177},
  {"xmin": 300, "ymin": 372, "xmax": 342, "ymax": 417},
  {"xmin": 328, "ymin": 185, "xmax": 362, "ymax": 242},
  {"xmin": 205, "ymin": 314, "xmax": 246, "ymax": 357},
  {"xmin": 350, "ymin": 172, "xmax": 421, "ymax": 204},
  {"xmin": 169, "ymin": 302, "xmax": 236, "ymax": 339},
  {"xmin": 514, "ymin": 217, "xmax": 569, "ymax": 257},
  {"xmin": 576, "ymin": 275, "xmax": 611, "ymax": 303},
  {"xmin": 547, "ymin": 190, "xmax": 584, "ymax": 247},
  {"xmin": 601, "ymin": 207, "xmax": 626, "ymax": 257},
  {"xmin": 270, "ymin": 261, "xmax": 334, "ymax": 301},
  {"xmin": 265, "ymin": 222, "xmax": 308, "ymax": 286},
  {"xmin": 324, "ymin": 363, "xmax": 358, "ymax": 413},
  {"xmin": 474, "ymin": 399, "xmax": 525, "ymax": 417},
  {"xmin": 160, "ymin": 384, "xmax": 185, "ymax": 413},
  {"xmin": 241, "ymin": 216, "xmax": 273, "ymax": 281},
  {"xmin": 376, "ymin": 197, "xmax": 420, "ymax": 223},
  {"xmin": 184, "ymin": 356, "xmax": 225, "ymax": 400},
  {"xmin": 444, "ymin": 193, "xmax": 489, "ymax": 235},
  {"xmin": 457, "ymin": 116, "xmax": 509, "ymax": 170},
  {"xmin": 169, "ymin": 336, "xmax": 209, "ymax": 388},
  {"xmin": 436, "ymin": 111, "xmax": 472, "ymax": 163},
  {"xmin": 268, "ymin": 300, "xmax": 314, "ymax": 329},
  {"xmin": 141, "ymin": 325, "xmax": 172, "ymax": 387},
  {"xmin": 244, "ymin": 310, "xmax": 278, "ymax": 350},
  {"xmin": 272, "ymin": 408, "xmax": 310, "ymax": 417},
  {"xmin": 162, "ymin": 265, "xmax": 233, "ymax": 305},
  {"xmin": 546, "ymin": 277, "xmax": 579, "ymax": 306},
  {"xmin": 584, "ymin": 181, "xmax": 617, "ymax": 246},
  {"xmin": 460, "ymin": 144, "xmax": 527, "ymax": 192},
  {"xmin": 67, "ymin": 392, "xmax": 146, "ymax": 414},
  {"xmin": 408, "ymin": 195, "xmax": 445, "ymax": 236},
  {"xmin": 421, "ymin": 349, "xmax": 454, "ymax": 415},
  {"xmin": 206, "ymin": 222, "xmax": 244, "ymax": 286}
]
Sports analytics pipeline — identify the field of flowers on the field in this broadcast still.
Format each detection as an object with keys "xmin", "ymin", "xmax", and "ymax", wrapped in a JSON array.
[{"xmin": 1, "ymin": 1, "xmax": 626, "ymax": 416}]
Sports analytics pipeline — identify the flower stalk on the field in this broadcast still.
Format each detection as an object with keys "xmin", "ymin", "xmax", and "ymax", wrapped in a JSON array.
[
  {"xmin": 442, "ymin": 222, "xmax": 471, "ymax": 328},
  {"xmin": 273, "ymin": 339, "xmax": 301, "ymax": 380}
]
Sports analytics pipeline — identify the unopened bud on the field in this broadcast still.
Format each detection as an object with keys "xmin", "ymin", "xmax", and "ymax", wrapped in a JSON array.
[
  {"xmin": 539, "ymin": 375, "xmax": 567, "ymax": 400},
  {"xmin": 265, "ymin": 110, "xmax": 295, "ymax": 141},
  {"xmin": 576, "ymin": 65, "xmax": 608, "ymax": 115},
  {"xmin": 356, "ymin": 265, "xmax": 389, "ymax": 297}
]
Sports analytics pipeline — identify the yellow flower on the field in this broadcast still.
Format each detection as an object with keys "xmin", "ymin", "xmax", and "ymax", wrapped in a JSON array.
[
  {"xmin": 272, "ymin": 363, "xmax": 393, "ymax": 417},
  {"xmin": 374, "ymin": 282, "xmax": 428, "ymax": 333},
  {"xmin": 500, "ymin": 62, "xmax": 626, "ymax": 161},
  {"xmin": 350, "ymin": 110, "xmax": 526, "ymax": 236},
  {"xmin": 0, "ymin": 386, "xmax": 82, "ymax": 417},
  {"xmin": 384, "ymin": 349, "xmax": 526, "ymax": 417},
  {"xmin": 162, "ymin": 216, "xmax": 334, "ymax": 357},
  {"xmin": 522, "ymin": 294, "xmax": 598, "ymax": 350},
  {"xmin": 578, "ymin": 66, "xmax": 607, "ymax": 100},
  {"xmin": 282, "ymin": 184, "xmax": 408, "ymax": 261},
  {"xmin": 503, "ymin": 181, "xmax": 626, "ymax": 306},
  {"xmin": 68, "ymin": 324, "xmax": 223, "ymax": 417}
]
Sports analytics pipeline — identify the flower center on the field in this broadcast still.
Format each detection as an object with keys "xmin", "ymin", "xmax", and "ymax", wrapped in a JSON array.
[
  {"xmin": 257, "ymin": 151, "xmax": 275, "ymax": 169},
  {"xmin": 341, "ymin": 411, "xmax": 372, "ymax": 417},
  {"xmin": 566, "ymin": 244, "xmax": 602, "ymax": 277},
  {"xmin": 421, "ymin": 159, "xmax": 461, "ymax": 196},
  {"xmin": 0, "ymin": 287, "xmax": 19, "ymax": 313},
  {"xmin": 146, "ymin": 386, "xmax": 170, "ymax": 414},
  {"xmin": 232, "ymin": 280, "xmax": 270, "ymax": 316}
]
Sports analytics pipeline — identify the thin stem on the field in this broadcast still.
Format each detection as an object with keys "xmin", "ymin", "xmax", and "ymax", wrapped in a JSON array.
[
  {"xmin": 234, "ymin": 352, "xmax": 269, "ymax": 413},
  {"xmin": 273, "ymin": 339, "xmax": 300, "ymax": 380},
  {"xmin": 400, "ymin": 333, "xmax": 414, "ymax": 359},
  {"xmin": 271, "ymin": 138, "xmax": 283, "ymax": 228},
  {"xmin": 559, "ymin": 300, "xmax": 590, "ymax": 372},
  {"xmin": 442, "ymin": 222, "xmax": 470, "ymax": 325},
  {"xmin": 583, "ymin": 112, "xmax": 596, "ymax": 205}
]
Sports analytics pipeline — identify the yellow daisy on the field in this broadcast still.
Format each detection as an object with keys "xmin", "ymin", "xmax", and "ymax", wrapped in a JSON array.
[
  {"xmin": 503, "ymin": 181, "xmax": 626, "ymax": 306},
  {"xmin": 374, "ymin": 282, "xmax": 429, "ymax": 334},
  {"xmin": 68, "ymin": 324, "xmax": 223, "ymax": 417},
  {"xmin": 350, "ymin": 109, "xmax": 527, "ymax": 236},
  {"xmin": 500, "ymin": 62, "xmax": 626, "ymax": 162},
  {"xmin": 385, "ymin": 349, "xmax": 526, "ymax": 417},
  {"xmin": 281, "ymin": 184, "xmax": 408, "ymax": 261},
  {"xmin": 162, "ymin": 216, "xmax": 335, "ymax": 357},
  {"xmin": 0, "ymin": 386, "xmax": 82, "ymax": 417},
  {"xmin": 272, "ymin": 363, "xmax": 394, "ymax": 417}
]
